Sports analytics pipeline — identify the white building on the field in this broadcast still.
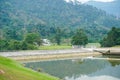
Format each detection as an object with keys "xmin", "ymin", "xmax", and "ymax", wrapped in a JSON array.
[{"xmin": 42, "ymin": 39, "xmax": 51, "ymax": 46}]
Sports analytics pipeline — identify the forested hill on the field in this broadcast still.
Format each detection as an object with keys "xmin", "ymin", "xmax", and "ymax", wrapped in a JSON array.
[
  {"xmin": 86, "ymin": 0, "xmax": 120, "ymax": 17},
  {"xmin": 0, "ymin": 0, "xmax": 120, "ymax": 42}
]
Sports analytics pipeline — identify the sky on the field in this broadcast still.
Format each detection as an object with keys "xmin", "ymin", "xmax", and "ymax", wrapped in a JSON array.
[{"xmin": 65, "ymin": 0, "xmax": 115, "ymax": 4}]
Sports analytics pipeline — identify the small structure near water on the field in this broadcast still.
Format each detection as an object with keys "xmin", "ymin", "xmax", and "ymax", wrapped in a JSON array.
[{"xmin": 42, "ymin": 39, "xmax": 51, "ymax": 46}]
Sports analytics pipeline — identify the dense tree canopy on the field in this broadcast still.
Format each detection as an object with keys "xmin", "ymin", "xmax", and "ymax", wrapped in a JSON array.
[
  {"xmin": 0, "ymin": 0, "xmax": 120, "ymax": 43},
  {"xmin": 54, "ymin": 27, "xmax": 62, "ymax": 45},
  {"xmin": 101, "ymin": 27, "xmax": 120, "ymax": 47},
  {"xmin": 0, "ymin": 0, "xmax": 120, "ymax": 51},
  {"xmin": 0, "ymin": 33, "xmax": 41, "ymax": 51},
  {"xmin": 0, "ymin": 39, "xmax": 9, "ymax": 51},
  {"xmin": 71, "ymin": 29, "xmax": 88, "ymax": 45},
  {"xmin": 24, "ymin": 33, "xmax": 42, "ymax": 46}
]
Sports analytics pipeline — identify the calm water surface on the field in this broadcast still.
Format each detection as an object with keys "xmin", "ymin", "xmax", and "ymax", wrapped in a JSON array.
[{"xmin": 25, "ymin": 56, "xmax": 120, "ymax": 80}]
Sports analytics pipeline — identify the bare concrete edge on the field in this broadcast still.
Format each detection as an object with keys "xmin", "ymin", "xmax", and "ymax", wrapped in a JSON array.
[{"xmin": 9, "ymin": 52, "xmax": 101, "ymax": 62}]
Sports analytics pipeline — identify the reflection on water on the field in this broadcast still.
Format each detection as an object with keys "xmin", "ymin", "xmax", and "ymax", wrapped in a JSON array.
[
  {"xmin": 109, "ymin": 60, "xmax": 120, "ymax": 67},
  {"xmin": 25, "ymin": 56, "xmax": 120, "ymax": 80},
  {"xmin": 65, "ymin": 75, "xmax": 120, "ymax": 80}
]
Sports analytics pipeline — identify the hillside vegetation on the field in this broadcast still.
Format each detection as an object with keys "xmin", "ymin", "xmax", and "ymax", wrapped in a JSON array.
[
  {"xmin": 101, "ymin": 27, "xmax": 120, "ymax": 47},
  {"xmin": 0, "ymin": 0, "xmax": 120, "ymax": 42},
  {"xmin": 0, "ymin": 56, "xmax": 59, "ymax": 80},
  {"xmin": 87, "ymin": 0, "xmax": 120, "ymax": 17}
]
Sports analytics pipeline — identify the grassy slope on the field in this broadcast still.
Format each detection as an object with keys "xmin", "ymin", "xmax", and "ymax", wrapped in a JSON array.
[{"xmin": 0, "ymin": 56, "xmax": 59, "ymax": 80}]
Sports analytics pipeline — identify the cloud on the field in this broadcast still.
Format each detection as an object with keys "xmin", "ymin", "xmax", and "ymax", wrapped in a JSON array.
[{"xmin": 65, "ymin": 0, "xmax": 115, "ymax": 4}]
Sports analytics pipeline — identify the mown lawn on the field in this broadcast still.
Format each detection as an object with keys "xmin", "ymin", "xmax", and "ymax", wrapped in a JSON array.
[
  {"xmin": 112, "ymin": 45, "xmax": 120, "ymax": 48},
  {"xmin": 0, "ymin": 56, "xmax": 59, "ymax": 80},
  {"xmin": 39, "ymin": 45, "xmax": 72, "ymax": 50},
  {"xmin": 86, "ymin": 43, "xmax": 101, "ymax": 48},
  {"xmin": 39, "ymin": 43, "xmax": 102, "ymax": 50}
]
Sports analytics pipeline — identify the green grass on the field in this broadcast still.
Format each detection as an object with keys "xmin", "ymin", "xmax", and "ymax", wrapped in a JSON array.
[
  {"xmin": 39, "ymin": 45, "xmax": 72, "ymax": 50},
  {"xmin": 0, "ymin": 56, "xmax": 59, "ymax": 80},
  {"xmin": 112, "ymin": 45, "xmax": 120, "ymax": 48},
  {"xmin": 39, "ymin": 43, "xmax": 102, "ymax": 50},
  {"xmin": 86, "ymin": 43, "xmax": 101, "ymax": 48}
]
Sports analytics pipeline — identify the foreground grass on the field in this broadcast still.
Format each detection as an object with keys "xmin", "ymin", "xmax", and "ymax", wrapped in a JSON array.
[
  {"xmin": 39, "ymin": 45, "xmax": 72, "ymax": 50},
  {"xmin": 0, "ymin": 56, "xmax": 59, "ymax": 80}
]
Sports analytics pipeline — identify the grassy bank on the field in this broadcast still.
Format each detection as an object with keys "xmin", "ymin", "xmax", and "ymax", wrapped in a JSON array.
[
  {"xmin": 112, "ymin": 45, "xmax": 120, "ymax": 48},
  {"xmin": 0, "ymin": 56, "xmax": 59, "ymax": 80},
  {"xmin": 39, "ymin": 45, "xmax": 72, "ymax": 50},
  {"xmin": 86, "ymin": 43, "xmax": 101, "ymax": 48},
  {"xmin": 38, "ymin": 43, "xmax": 101, "ymax": 50}
]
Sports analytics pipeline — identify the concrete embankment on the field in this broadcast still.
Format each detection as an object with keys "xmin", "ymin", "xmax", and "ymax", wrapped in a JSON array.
[
  {"xmin": 0, "ymin": 48, "xmax": 120, "ymax": 61},
  {"xmin": 94, "ymin": 48, "xmax": 120, "ymax": 55},
  {"xmin": 0, "ymin": 49, "xmax": 101, "ymax": 61},
  {"xmin": 10, "ymin": 52, "xmax": 101, "ymax": 61}
]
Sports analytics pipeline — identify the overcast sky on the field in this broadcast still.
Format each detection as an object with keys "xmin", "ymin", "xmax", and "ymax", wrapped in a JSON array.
[{"xmin": 65, "ymin": 0, "xmax": 115, "ymax": 4}]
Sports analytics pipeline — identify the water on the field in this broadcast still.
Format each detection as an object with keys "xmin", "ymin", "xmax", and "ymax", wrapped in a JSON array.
[{"xmin": 25, "ymin": 56, "xmax": 120, "ymax": 80}]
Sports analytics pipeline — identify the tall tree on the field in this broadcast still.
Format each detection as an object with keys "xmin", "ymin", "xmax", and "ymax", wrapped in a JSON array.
[
  {"xmin": 0, "ymin": 39, "xmax": 9, "ymax": 51},
  {"xmin": 24, "ymin": 33, "xmax": 42, "ymax": 46},
  {"xmin": 55, "ymin": 27, "xmax": 62, "ymax": 45},
  {"xmin": 71, "ymin": 29, "xmax": 88, "ymax": 45},
  {"xmin": 101, "ymin": 27, "xmax": 120, "ymax": 47},
  {"xmin": 8, "ymin": 40, "xmax": 22, "ymax": 50}
]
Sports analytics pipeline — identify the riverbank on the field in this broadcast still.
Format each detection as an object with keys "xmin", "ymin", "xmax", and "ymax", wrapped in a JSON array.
[
  {"xmin": 0, "ymin": 48, "xmax": 120, "ymax": 62},
  {"xmin": 0, "ymin": 48, "xmax": 101, "ymax": 61},
  {"xmin": 11, "ymin": 52, "xmax": 101, "ymax": 62}
]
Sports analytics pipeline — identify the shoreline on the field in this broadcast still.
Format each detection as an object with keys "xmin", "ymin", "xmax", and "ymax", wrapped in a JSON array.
[
  {"xmin": 0, "ymin": 48, "xmax": 120, "ymax": 62},
  {"xmin": 13, "ymin": 52, "xmax": 101, "ymax": 62}
]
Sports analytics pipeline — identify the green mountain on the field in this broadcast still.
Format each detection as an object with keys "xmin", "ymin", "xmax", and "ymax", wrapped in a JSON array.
[
  {"xmin": 0, "ymin": 0, "xmax": 120, "ymax": 42},
  {"xmin": 86, "ymin": 0, "xmax": 120, "ymax": 17}
]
